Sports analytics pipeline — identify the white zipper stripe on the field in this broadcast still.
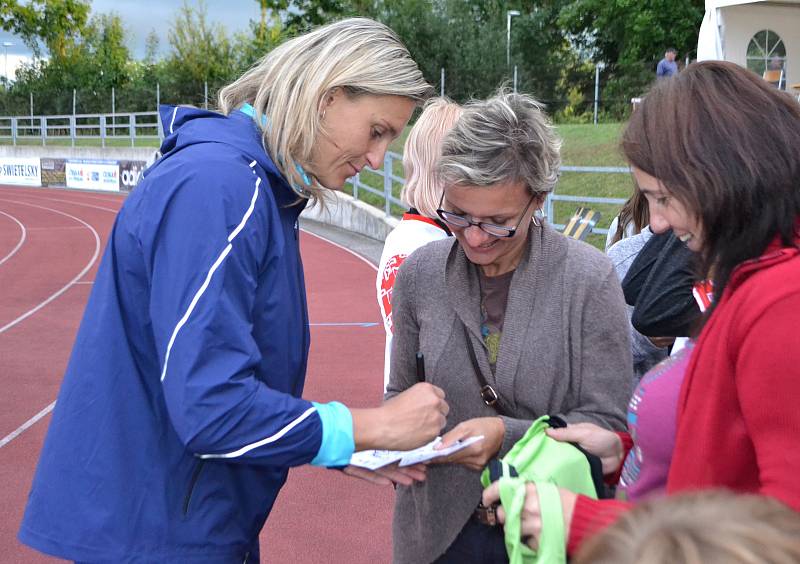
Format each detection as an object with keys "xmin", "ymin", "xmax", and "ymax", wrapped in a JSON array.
[
  {"xmin": 160, "ymin": 179, "xmax": 261, "ymax": 383},
  {"xmin": 169, "ymin": 107, "xmax": 178, "ymax": 134},
  {"xmin": 228, "ymin": 178, "xmax": 259, "ymax": 242},
  {"xmin": 198, "ymin": 407, "xmax": 317, "ymax": 459},
  {"xmin": 160, "ymin": 243, "xmax": 232, "ymax": 382}
]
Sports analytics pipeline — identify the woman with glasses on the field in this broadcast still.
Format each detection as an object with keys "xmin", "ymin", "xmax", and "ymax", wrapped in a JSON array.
[{"xmin": 386, "ymin": 91, "xmax": 632, "ymax": 564}]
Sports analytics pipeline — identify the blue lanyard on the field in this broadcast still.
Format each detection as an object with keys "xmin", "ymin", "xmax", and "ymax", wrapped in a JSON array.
[{"xmin": 240, "ymin": 103, "xmax": 313, "ymax": 195}]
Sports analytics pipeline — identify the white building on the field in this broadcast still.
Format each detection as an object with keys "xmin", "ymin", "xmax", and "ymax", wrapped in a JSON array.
[{"xmin": 697, "ymin": 0, "xmax": 800, "ymax": 92}]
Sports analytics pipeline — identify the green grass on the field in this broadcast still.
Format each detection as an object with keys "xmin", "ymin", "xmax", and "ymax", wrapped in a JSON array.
[
  {"xmin": 0, "ymin": 137, "xmax": 161, "ymax": 148},
  {"xmin": 7, "ymin": 123, "xmax": 634, "ymax": 248},
  {"xmin": 387, "ymin": 122, "xmax": 635, "ymax": 248}
]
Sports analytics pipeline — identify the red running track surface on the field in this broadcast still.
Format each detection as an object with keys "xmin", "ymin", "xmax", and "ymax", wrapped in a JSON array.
[{"xmin": 0, "ymin": 186, "xmax": 394, "ymax": 563}]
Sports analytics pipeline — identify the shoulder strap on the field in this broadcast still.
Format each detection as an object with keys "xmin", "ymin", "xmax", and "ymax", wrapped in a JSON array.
[{"xmin": 463, "ymin": 323, "xmax": 509, "ymax": 416}]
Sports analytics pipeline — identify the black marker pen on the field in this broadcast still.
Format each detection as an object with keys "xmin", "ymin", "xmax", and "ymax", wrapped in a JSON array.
[{"xmin": 415, "ymin": 352, "xmax": 426, "ymax": 381}]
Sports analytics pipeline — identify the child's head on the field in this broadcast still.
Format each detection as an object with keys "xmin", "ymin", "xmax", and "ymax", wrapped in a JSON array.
[
  {"xmin": 574, "ymin": 491, "xmax": 800, "ymax": 564},
  {"xmin": 401, "ymin": 97, "xmax": 462, "ymax": 218}
]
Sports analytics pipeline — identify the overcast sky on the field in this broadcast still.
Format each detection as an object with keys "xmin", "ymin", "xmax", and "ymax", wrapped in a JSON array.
[{"xmin": 1, "ymin": 1, "xmax": 262, "ymax": 78}]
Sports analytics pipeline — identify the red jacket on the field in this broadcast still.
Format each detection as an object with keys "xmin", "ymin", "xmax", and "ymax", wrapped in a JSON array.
[{"xmin": 569, "ymin": 236, "xmax": 800, "ymax": 553}]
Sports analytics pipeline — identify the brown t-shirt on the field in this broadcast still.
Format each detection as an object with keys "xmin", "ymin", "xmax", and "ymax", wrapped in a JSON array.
[{"xmin": 478, "ymin": 268, "xmax": 515, "ymax": 373}]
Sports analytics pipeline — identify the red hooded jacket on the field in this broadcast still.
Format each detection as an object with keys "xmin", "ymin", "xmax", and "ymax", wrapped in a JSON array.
[{"xmin": 569, "ymin": 234, "xmax": 800, "ymax": 553}]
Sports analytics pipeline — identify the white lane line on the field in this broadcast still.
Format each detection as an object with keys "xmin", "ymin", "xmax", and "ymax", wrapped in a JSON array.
[
  {"xmin": 0, "ymin": 402, "xmax": 55, "ymax": 450},
  {"xmin": 0, "ymin": 199, "xmax": 101, "ymax": 335},
  {"xmin": 10, "ymin": 193, "xmax": 120, "ymax": 214},
  {"xmin": 300, "ymin": 228, "xmax": 378, "ymax": 272},
  {"xmin": 0, "ymin": 209, "xmax": 26, "ymax": 266}
]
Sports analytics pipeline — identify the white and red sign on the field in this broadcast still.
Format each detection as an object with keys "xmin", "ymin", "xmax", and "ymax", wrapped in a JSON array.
[
  {"xmin": 66, "ymin": 160, "xmax": 120, "ymax": 192},
  {"xmin": 0, "ymin": 158, "xmax": 41, "ymax": 186}
]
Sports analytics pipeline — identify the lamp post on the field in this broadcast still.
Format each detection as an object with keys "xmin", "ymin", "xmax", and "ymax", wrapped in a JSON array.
[
  {"xmin": 2, "ymin": 41, "xmax": 14, "ymax": 85},
  {"xmin": 506, "ymin": 10, "xmax": 520, "ymax": 68}
]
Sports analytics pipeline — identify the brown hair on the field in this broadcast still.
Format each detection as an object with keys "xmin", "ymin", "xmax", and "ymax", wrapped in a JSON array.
[
  {"xmin": 610, "ymin": 188, "xmax": 650, "ymax": 246},
  {"xmin": 574, "ymin": 491, "xmax": 800, "ymax": 564},
  {"xmin": 621, "ymin": 61, "xmax": 800, "ymax": 315}
]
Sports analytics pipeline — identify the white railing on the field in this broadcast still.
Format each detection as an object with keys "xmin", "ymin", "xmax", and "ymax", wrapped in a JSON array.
[
  {"xmin": 0, "ymin": 111, "xmax": 161, "ymax": 147},
  {"xmin": 348, "ymin": 153, "xmax": 630, "ymax": 236}
]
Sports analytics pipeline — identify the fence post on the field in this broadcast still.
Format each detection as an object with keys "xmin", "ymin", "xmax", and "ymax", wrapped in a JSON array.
[
  {"xmin": 544, "ymin": 193, "xmax": 554, "ymax": 225},
  {"xmin": 72, "ymin": 88, "xmax": 77, "ymax": 147},
  {"xmin": 100, "ymin": 115, "xmax": 106, "ymax": 148},
  {"xmin": 40, "ymin": 115, "xmax": 45, "ymax": 146},
  {"xmin": 593, "ymin": 63, "xmax": 601, "ymax": 125},
  {"xmin": 130, "ymin": 113, "xmax": 136, "ymax": 147},
  {"xmin": 204, "ymin": 81, "xmax": 208, "ymax": 109},
  {"xmin": 353, "ymin": 173, "xmax": 359, "ymax": 200},
  {"xmin": 383, "ymin": 153, "xmax": 393, "ymax": 215},
  {"xmin": 11, "ymin": 117, "xmax": 16, "ymax": 146},
  {"xmin": 112, "ymin": 87, "xmax": 116, "ymax": 133},
  {"xmin": 440, "ymin": 67, "xmax": 445, "ymax": 97},
  {"xmin": 513, "ymin": 65, "xmax": 518, "ymax": 93}
]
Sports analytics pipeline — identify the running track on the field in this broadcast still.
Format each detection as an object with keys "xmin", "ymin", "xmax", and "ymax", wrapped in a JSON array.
[{"xmin": 0, "ymin": 185, "xmax": 394, "ymax": 563}]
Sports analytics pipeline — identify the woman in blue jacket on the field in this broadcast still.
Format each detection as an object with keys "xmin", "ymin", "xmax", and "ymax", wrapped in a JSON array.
[{"xmin": 19, "ymin": 18, "xmax": 448, "ymax": 563}]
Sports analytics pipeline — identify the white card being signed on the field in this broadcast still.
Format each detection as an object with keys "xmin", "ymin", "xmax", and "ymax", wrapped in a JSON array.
[{"xmin": 349, "ymin": 436, "xmax": 484, "ymax": 470}]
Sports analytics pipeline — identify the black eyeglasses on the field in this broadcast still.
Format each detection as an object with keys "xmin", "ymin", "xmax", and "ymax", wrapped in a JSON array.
[{"xmin": 436, "ymin": 192, "xmax": 536, "ymax": 238}]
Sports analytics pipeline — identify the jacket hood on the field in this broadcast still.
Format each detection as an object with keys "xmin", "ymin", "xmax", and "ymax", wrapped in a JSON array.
[{"xmin": 154, "ymin": 105, "xmax": 285, "ymax": 182}]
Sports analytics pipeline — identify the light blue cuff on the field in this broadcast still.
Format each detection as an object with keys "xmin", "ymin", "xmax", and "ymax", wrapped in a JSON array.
[{"xmin": 310, "ymin": 401, "xmax": 355, "ymax": 467}]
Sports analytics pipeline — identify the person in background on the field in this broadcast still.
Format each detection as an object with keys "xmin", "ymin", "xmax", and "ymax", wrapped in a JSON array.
[
  {"xmin": 573, "ymin": 491, "xmax": 800, "ymax": 564},
  {"xmin": 656, "ymin": 47, "xmax": 678, "ymax": 79},
  {"xmin": 388, "ymin": 91, "xmax": 631, "ymax": 564},
  {"xmin": 607, "ymin": 226, "xmax": 669, "ymax": 382},
  {"xmin": 483, "ymin": 60, "xmax": 800, "ymax": 557},
  {"xmin": 18, "ymin": 18, "xmax": 450, "ymax": 564},
  {"xmin": 604, "ymin": 189, "xmax": 649, "ymax": 252},
  {"xmin": 377, "ymin": 97, "xmax": 461, "ymax": 391}
]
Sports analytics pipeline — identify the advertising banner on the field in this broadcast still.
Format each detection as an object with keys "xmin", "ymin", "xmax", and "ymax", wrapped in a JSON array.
[
  {"xmin": 41, "ymin": 158, "xmax": 66, "ymax": 187},
  {"xmin": 118, "ymin": 160, "xmax": 147, "ymax": 192},
  {"xmin": 66, "ymin": 159, "xmax": 120, "ymax": 191},
  {"xmin": 0, "ymin": 158, "xmax": 41, "ymax": 186}
]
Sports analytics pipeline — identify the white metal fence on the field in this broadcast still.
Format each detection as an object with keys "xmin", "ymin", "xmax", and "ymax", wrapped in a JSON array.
[
  {"xmin": 349, "ymin": 153, "xmax": 629, "ymax": 236},
  {"xmin": 0, "ymin": 111, "xmax": 629, "ymax": 235},
  {"xmin": 0, "ymin": 111, "xmax": 161, "ymax": 147}
]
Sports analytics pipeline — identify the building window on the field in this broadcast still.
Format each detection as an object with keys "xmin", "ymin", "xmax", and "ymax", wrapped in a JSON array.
[{"xmin": 747, "ymin": 30, "xmax": 786, "ymax": 89}]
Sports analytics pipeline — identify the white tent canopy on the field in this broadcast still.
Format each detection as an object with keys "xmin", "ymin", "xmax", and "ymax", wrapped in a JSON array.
[{"xmin": 696, "ymin": 0, "xmax": 800, "ymax": 89}]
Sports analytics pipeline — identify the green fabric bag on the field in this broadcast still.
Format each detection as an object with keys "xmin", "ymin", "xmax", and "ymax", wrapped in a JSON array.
[{"xmin": 480, "ymin": 415, "xmax": 599, "ymax": 564}]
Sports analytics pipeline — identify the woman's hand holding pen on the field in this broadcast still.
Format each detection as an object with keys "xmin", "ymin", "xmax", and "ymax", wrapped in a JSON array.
[{"xmin": 431, "ymin": 417, "xmax": 505, "ymax": 471}]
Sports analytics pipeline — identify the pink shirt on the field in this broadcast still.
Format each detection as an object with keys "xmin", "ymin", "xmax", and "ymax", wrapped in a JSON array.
[{"xmin": 618, "ymin": 343, "xmax": 694, "ymax": 501}]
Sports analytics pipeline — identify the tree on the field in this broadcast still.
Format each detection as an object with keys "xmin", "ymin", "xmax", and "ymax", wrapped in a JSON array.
[
  {"xmin": 0, "ymin": 0, "xmax": 90, "ymax": 60},
  {"xmin": 165, "ymin": 1, "xmax": 238, "ymax": 106},
  {"xmin": 558, "ymin": 0, "xmax": 705, "ymax": 111}
]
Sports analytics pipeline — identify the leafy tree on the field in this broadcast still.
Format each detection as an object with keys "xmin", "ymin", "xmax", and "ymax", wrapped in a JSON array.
[
  {"xmin": 558, "ymin": 0, "xmax": 705, "ymax": 111},
  {"xmin": 0, "ymin": 0, "xmax": 90, "ymax": 60},
  {"xmin": 165, "ymin": 1, "xmax": 238, "ymax": 106}
]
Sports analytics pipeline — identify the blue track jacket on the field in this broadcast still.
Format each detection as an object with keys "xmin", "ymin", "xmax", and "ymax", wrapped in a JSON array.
[{"xmin": 19, "ymin": 106, "xmax": 354, "ymax": 563}]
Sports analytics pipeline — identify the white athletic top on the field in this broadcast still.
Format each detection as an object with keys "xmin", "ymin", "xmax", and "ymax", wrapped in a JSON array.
[{"xmin": 376, "ymin": 212, "xmax": 450, "ymax": 391}]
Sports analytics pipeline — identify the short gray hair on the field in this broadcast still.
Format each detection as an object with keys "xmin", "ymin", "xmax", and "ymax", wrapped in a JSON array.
[{"xmin": 437, "ymin": 91, "xmax": 561, "ymax": 196}]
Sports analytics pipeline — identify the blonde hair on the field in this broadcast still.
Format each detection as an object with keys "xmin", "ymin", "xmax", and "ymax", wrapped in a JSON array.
[
  {"xmin": 437, "ymin": 90, "xmax": 561, "ymax": 198},
  {"xmin": 400, "ymin": 97, "xmax": 462, "ymax": 218},
  {"xmin": 574, "ymin": 491, "xmax": 800, "ymax": 564},
  {"xmin": 218, "ymin": 17, "xmax": 432, "ymax": 201}
]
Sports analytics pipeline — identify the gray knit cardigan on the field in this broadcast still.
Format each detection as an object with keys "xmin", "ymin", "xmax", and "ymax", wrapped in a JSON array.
[{"xmin": 386, "ymin": 222, "xmax": 632, "ymax": 564}]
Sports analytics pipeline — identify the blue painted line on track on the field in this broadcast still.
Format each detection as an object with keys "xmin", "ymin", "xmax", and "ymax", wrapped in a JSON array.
[{"xmin": 309, "ymin": 322, "xmax": 380, "ymax": 327}]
